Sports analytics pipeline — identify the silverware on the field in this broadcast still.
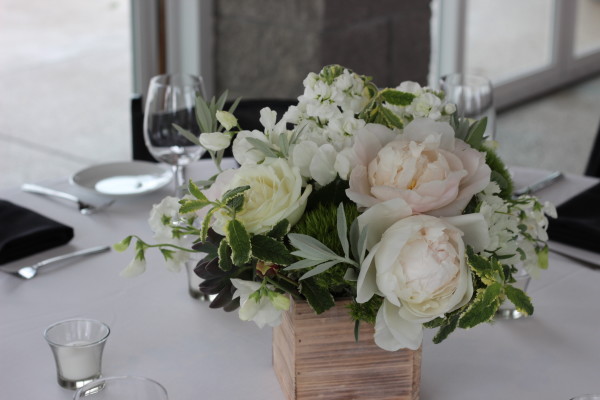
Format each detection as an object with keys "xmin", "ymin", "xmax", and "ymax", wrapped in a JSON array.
[
  {"xmin": 549, "ymin": 248, "xmax": 600, "ymax": 271},
  {"xmin": 513, "ymin": 171, "xmax": 564, "ymax": 197},
  {"xmin": 7, "ymin": 245, "xmax": 111, "ymax": 279},
  {"xmin": 21, "ymin": 183, "xmax": 114, "ymax": 215}
]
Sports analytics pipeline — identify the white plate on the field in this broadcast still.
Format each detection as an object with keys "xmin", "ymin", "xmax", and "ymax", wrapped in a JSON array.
[{"xmin": 70, "ymin": 161, "xmax": 173, "ymax": 196}]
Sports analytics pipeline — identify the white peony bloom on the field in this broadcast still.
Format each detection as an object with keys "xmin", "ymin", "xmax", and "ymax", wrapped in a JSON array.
[
  {"xmin": 199, "ymin": 131, "xmax": 231, "ymax": 151},
  {"xmin": 356, "ymin": 201, "xmax": 486, "ymax": 350},
  {"xmin": 232, "ymin": 130, "xmax": 268, "ymax": 165},
  {"xmin": 231, "ymin": 279, "xmax": 288, "ymax": 328},
  {"xmin": 212, "ymin": 158, "xmax": 312, "ymax": 235}
]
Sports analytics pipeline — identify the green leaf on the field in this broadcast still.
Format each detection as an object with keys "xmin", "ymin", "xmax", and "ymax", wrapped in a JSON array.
[
  {"xmin": 465, "ymin": 117, "xmax": 487, "ymax": 148},
  {"xmin": 179, "ymin": 198, "xmax": 212, "ymax": 214},
  {"xmin": 285, "ymin": 259, "xmax": 323, "ymax": 271},
  {"xmin": 380, "ymin": 106, "xmax": 404, "ymax": 129},
  {"xmin": 430, "ymin": 313, "xmax": 461, "ymax": 344},
  {"xmin": 215, "ymin": 90, "xmax": 229, "ymax": 113},
  {"xmin": 195, "ymin": 95, "xmax": 213, "ymax": 133},
  {"xmin": 222, "ymin": 185, "xmax": 250, "ymax": 203},
  {"xmin": 537, "ymin": 245, "xmax": 549, "ymax": 270},
  {"xmin": 250, "ymin": 235, "xmax": 295, "ymax": 265},
  {"xmin": 458, "ymin": 283, "xmax": 503, "ymax": 329},
  {"xmin": 173, "ymin": 123, "xmax": 202, "ymax": 146},
  {"xmin": 225, "ymin": 219, "xmax": 251, "ymax": 266},
  {"xmin": 299, "ymin": 260, "xmax": 341, "ymax": 280},
  {"xmin": 245, "ymin": 137, "xmax": 278, "ymax": 158},
  {"xmin": 227, "ymin": 96, "xmax": 242, "ymax": 116},
  {"xmin": 466, "ymin": 247, "xmax": 504, "ymax": 285},
  {"xmin": 504, "ymin": 285, "xmax": 533, "ymax": 316},
  {"xmin": 188, "ymin": 180, "xmax": 209, "ymax": 201},
  {"xmin": 227, "ymin": 195, "xmax": 244, "ymax": 212},
  {"xmin": 201, "ymin": 207, "xmax": 218, "ymax": 241},
  {"xmin": 192, "ymin": 241, "xmax": 218, "ymax": 259},
  {"xmin": 266, "ymin": 219, "xmax": 289, "ymax": 239},
  {"xmin": 287, "ymin": 233, "xmax": 338, "ymax": 261},
  {"xmin": 380, "ymin": 89, "xmax": 416, "ymax": 106},
  {"xmin": 218, "ymin": 239, "xmax": 233, "ymax": 271},
  {"xmin": 298, "ymin": 277, "xmax": 335, "ymax": 314},
  {"xmin": 336, "ymin": 203, "xmax": 349, "ymax": 258}
]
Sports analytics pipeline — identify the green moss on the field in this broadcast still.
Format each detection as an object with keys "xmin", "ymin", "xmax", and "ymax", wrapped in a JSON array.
[{"xmin": 348, "ymin": 296, "xmax": 383, "ymax": 324}]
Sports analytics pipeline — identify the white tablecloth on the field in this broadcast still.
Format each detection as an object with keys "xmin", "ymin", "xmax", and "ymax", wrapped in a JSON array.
[{"xmin": 1, "ymin": 161, "xmax": 599, "ymax": 399}]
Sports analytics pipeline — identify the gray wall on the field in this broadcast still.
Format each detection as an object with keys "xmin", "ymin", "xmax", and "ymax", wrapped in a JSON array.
[{"xmin": 214, "ymin": 0, "xmax": 431, "ymax": 99}]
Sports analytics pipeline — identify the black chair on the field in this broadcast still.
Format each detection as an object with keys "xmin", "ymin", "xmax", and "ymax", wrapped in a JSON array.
[
  {"xmin": 131, "ymin": 97, "xmax": 297, "ymax": 162},
  {"xmin": 584, "ymin": 121, "xmax": 600, "ymax": 178}
]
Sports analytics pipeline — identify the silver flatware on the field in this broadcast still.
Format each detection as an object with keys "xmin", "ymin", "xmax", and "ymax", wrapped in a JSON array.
[
  {"xmin": 21, "ymin": 183, "xmax": 114, "ymax": 215},
  {"xmin": 7, "ymin": 245, "xmax": 111, "ymax": 279},
  {"xmin": 513, "ymin": 171, "xmax": 564, "ymax": 197}
]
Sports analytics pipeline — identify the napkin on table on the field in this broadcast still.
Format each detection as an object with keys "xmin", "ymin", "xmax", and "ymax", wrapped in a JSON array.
[
  {"xmin": 0, "ymin": 200, "xmax": 74, "ymax": 264},
  {"xmin": 547, "ymin": 182, "xmax": 600, "ymax": 254}
]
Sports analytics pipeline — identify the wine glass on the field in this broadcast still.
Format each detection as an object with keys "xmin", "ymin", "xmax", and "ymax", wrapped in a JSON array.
[
  {"xmin": 143, "ymin": 73, "xmax": 206, "ymax": 196},
  {"xmin": 440, "ymin": 73, "xmax": 496, "ymax": 140}
]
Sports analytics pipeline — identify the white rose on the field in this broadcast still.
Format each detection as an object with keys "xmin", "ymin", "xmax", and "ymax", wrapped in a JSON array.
[
  {"xmin": 232, "ymin": 130, "xmax": 268, "ymax": 165},
  {"xmin": 356, "ymin": 200, "xmax": 489, "ymax": 350},
  {"xmin": 231, "ymin": 279, "xmax": 288, "ymax": 328},
  {"xmin": 213, "ymin": 158, "xmax": 312, "ymax": 235}
]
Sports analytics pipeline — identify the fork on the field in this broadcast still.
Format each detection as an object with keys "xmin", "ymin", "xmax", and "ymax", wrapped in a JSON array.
[{"xmin": 21, "ymin": 183, "xmax": 114, "ymax": 215}]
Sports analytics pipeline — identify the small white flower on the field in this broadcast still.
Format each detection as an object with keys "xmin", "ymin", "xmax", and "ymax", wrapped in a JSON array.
[
  {"xmin": 396, "ymin": 81, "xmax": 424, "ymax": 95},
  {"xmin": 232, "ymin": 130, "xmax": 268, "ymax": 165},
  {"xmin": 199, "ymin": 131, "xmax": 231, "ymax": 152},
  {"xmin": 120, "ymin": 256, "xmax": 146, "ymax": 278},
  {"xmin": 231, "ymin": 279, "xmax": 288, "ymax": 328},
  {"xmin": 215, "ymin": 110, "xmax": 238, "ymax": 131},
  {"xmin": 148, "ymin": 196, "xmax": 182, "ymax": 242}
]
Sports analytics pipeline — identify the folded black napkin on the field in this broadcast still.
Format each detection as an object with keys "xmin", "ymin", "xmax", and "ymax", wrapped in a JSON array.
[
  {"xmin": 547, "ymin": 182, "xmax": 600, "ymax": 253},
  {"xmin": 0, "ymin": 200, "xmax": 74, "ymax": 264}
]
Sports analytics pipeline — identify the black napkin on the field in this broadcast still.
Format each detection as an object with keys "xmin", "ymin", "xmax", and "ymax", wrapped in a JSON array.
[
  {"xmin": 547, "ymin": 182, "xmax": 600, "ymax": 253},
  {"xmin": 0, "ymin": 200, "xmax": 74, "ymax": 264}
]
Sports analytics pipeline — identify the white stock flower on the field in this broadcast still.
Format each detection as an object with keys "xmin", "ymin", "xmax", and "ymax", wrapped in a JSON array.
[
  {"xmin": 215, "ymin": 110, "xmax": 238, "ymax": 131},
  {"xmin": 356, "ymin": 200, "xmax": 487, "ymax": 350},
  {"xmin": 213, "ymin": 158, "xmax": 312, "ymax": 235},
  {"xmin": 406, "ymin": 92, "xmax": 443, "ymax": 120},
  {"xmin": 231, "ymin": 279, "xmax": 287, "ymax": 328},
  {"xmin": 199, "ymin": 131, "xmax": 231, "ymax": 151},
  {"xmin": 309, "ymin": 144, "xmax": 338, "ymax": 186},
  {"xmin": 232, "ymin": 130, "xmax": 268, "ymax": 165},
  {"xmin": 148, "ymin": 196, "xmax": 182, "ymax": 242},
  {"xmin": 396, "ymin": 81, "xmax": 424, "ymax": 95}
]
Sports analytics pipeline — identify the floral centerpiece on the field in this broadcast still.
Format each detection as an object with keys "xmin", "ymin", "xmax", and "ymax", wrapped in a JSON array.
[{"xmin": 116, "ymin": 65, "xmax": 556, "ymax": 352}]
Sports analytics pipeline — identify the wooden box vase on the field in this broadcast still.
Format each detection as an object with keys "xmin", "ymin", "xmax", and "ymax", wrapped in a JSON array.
[{"xmin": 272, "ymin": 299, "xmax": 421, "ymax": 400}]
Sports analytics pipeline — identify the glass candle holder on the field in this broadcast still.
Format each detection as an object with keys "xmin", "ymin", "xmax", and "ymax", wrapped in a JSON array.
[
  {"xmin": 73, "ymin": 376, "xmax": 168, "ymax": 400},
  {"xmin": 496, "ymin": 269, "xmax": 532, "ymax": 320},
  {"xmin": 44, "ymin": 319, "xmax": 110, "ymax": 389}
]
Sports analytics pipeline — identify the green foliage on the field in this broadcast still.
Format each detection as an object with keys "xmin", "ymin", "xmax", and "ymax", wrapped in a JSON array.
[
  {"xmin": 298, "ymin": 276, "xmax": 336, "ymax": 314},
  {"xmin": 225, "ymin": 219, "xmax": 251, "ymax": 266},
  {"xmin": 505, "ymin": 285, "xmax": 533, "ymax": 315},
  {"xmin": 458, "ymin": 283, "xmax": 502, "ymax": 329},
  {"xmin": 250, "ymin": 235, "xmax": 295, "ymax": 265},
  {"xmin": 380, "ymin": 88, "xmax": 416, "ymax": 106},
  {"xmin": 483, "ymin": 147, "xmax": 514, "ymax": 199},
  {"xmin": 348, "ymin": 296, "xmax": 383, "ymax": 325}
]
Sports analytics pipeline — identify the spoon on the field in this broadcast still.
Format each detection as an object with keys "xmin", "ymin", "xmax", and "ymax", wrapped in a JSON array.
[
  {"xmin": 21, "ymin": 183, "xmax": 114, "ymax": 215},
  {"xmin": 8, "ymin": 245, "xmax": 111, "ymax": 279}
]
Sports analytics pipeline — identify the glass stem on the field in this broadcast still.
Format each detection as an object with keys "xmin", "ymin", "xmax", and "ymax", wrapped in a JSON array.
[{"xmin": 172, "ymin": 165, "xmax": 185, "ymax": 197}]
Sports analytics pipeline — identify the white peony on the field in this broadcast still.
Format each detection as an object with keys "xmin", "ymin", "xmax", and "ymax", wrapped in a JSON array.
[{"xmin": 356, "ymin": 199, "xmax": 489, "ymax": 350}]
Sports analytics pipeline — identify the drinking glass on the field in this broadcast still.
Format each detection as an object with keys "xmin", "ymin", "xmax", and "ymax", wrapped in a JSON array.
[
  {"xmin": 44, "ymin": 319, "xmax": 110, "ymax": 389},
  {"xmin": 440, "ymin": 73, "xmax": 496, "ymax": 140},
  {"xmin": 73, "ymin": 376, "xmax": 168, "ymax": 400},
  {"xmin": 144, "ymin": 73, "xmax": 206, "ymax": 196}
]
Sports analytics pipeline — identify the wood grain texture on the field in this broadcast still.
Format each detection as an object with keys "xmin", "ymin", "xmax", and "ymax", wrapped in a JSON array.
[{"xmin": 273, "ymin": 299, "xmax": 421, "ymax": 400}]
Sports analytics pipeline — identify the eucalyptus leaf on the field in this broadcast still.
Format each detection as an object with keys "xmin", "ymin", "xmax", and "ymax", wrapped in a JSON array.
[
  {"xmin": 173, "ymin": 124, "xmax": 202, "ymax": 146},
  {"xmin": 245, "ymin": 137, "xmax": 278, "ymax": 158},
  {"xmin": 343, "ymin": 267, "xmax": 358, "ymax": 281},
  {"xmin": 336, "ymin": 203, "xmax": 350, "ymax": 258},
  {"xmin": 299, "ymin": 260, "xmax": 340, "ymax": 280},
  {"xmin": 287, "ymin": 233, "xmax": 339, "ymax": 260},
  {"xmin": 285, "ymin": 258, "xmax": 323, "ymax": 271}
]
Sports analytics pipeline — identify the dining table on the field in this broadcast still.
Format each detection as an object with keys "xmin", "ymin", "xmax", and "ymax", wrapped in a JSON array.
[{"xmin": 1, "ymin": 159, "xmax": 599, "ymax": 400}]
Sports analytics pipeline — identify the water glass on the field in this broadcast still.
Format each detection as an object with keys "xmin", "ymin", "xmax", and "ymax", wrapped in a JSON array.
[
  {"xmin": 44, "ymin": 319, "xmax": 110, "ymax": 389},
  {"xmin": 496, "ymin": 268, "xmax": 531, "ymax": 320},
  {"xmin": 73, "ymin": 376, "xmax": 168, "ymax": 400},
  {"xmin": 440, "ymin": 73, "xmax": 496, "ymax": 140}
]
